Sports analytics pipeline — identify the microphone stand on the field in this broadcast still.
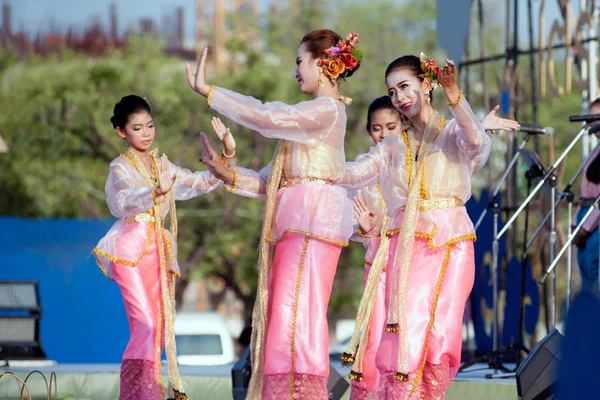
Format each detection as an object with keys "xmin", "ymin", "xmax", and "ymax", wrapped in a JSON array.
[
  {"xmin": 495, "ymin": 124, "xmax": 591, "ymax": 242},
  {"xmin": 474, "ymin": 132, "xmax": 532, "ymax": 231},
  {"xmin": 524, "ymin": 144, "xmax": 598, "ymax": 311},
  {"xmin": 540, "ymin": 192, "xmax": 600, "ymax": 284}
]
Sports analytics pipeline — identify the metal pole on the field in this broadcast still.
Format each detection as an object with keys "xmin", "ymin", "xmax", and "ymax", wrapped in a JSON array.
[
  {"xmin": 497, "ymin": 125, "xmax": 591, "ymax": 240},
  {"xmin": 566, "ymin": 192, "xmax": 574, "ymax": 312},
  {"xmin": 549, "ymin": 175, "xmax": 558, "ymax": 328}
]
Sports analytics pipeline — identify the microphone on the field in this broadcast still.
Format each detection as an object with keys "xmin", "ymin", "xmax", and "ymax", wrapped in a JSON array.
[
  {"xmin": 569, "ymin": 114, "xmax": 600, "ymax": 122},
  {"xmin": 519, "ymin": 125, "xmax": 554, "ymax": 136}
]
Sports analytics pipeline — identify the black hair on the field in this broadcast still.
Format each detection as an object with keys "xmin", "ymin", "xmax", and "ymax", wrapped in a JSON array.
[
  {"xmin": 366, "ymin": 96, "xmax": 402, "ymax": 133},
  {"xmin": 110, "ymin": 95, "xmax": 152, "ymax": 129},
  {"xmin": 385, "ymin": 55, "xmax": 434, "ymax": 101}
]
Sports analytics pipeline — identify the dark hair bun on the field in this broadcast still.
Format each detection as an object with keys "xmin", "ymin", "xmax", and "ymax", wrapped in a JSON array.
[{"xmin": 111, "ymin": 95, "xmax": 152, "ymax": 129}]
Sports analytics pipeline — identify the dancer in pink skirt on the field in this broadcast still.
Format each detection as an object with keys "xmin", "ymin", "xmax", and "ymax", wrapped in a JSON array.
[
  {"xmin": 338, "ymin": 54, "xmax": 517, "ymax": 399},
  {"xmin": 93, "ymin": 95, "xmax": 233, "ymax": 400},
  {"xmin": 187, "ymin": 30, "xmax": 362, "ymax": 399}
]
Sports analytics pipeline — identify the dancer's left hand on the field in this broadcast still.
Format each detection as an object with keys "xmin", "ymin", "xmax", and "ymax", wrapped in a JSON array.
[
  {"xmin": 185, "ymin": 47, "xmax": 211, "ymax": 96},
  {"xmin": 438, "ymin": 59, "xmax": 460, "ymax": 101},
  {"xmin": 211, "ymin": 117, "xmax": 236, "ymax": 156},
  {"xmin": 482, "ymin": 105, "xmax": 521, "ymax": 132}
]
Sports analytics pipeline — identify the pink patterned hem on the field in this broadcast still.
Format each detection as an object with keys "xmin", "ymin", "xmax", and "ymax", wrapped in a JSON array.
[
  {"xmin": 119, "ymin": 359, "xmax": 162, "ymax": 400},
  {"xmin": 378, "ymin": 362, "xmax": 456, "ymax": 400},
  {"xmin": 350, "ymin": 383, "xmax": 378, "ymax": 400},
  {"xmin": 262, "ymin": 372, "xmax": 328, "ymax": 400}
]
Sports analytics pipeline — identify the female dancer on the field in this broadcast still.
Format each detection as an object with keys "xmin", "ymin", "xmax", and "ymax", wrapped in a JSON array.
[
  {"xmin": 348, "ymin": 95, "xmax": 518, "ymax": 400},
  {"xmin": 187, "ymin": 30, "xmax": 361, "ymax": 399},
  {"xmin": 93, "ymin": 95, "xmax": 234, "ymax": 400},
  {"xmin": 338, "ymin": 54, "xmax": 494, "ymax": 399}
]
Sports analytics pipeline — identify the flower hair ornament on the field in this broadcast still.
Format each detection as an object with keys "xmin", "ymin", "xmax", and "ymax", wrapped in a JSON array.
[
  {"xmin": 419, "ymin": 52, "xmax": 441, "ymax": 89},
  {"xmin": 318, "ymin": 32, "xmax": 362, "ymax": 83}
]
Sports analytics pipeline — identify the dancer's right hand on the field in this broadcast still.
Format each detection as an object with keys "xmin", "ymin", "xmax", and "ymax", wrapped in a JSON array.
[
  {"xmin": 200, "ymin": 132, "xmax": 235, "ymax": 185},
  {"xmin": 156, "ymin": 155, "xmax": 177, "ymax": 196},
  {"xmin": 185, "ymin": 47, "xmax": 211, "ymax": 96},
  {"xmin": 211, "ymin": 117, "xmax": 236, "ymax": 157},
  {"xmin": 353, "ymin": 194, "xmax": 376, "ymax": 235}
]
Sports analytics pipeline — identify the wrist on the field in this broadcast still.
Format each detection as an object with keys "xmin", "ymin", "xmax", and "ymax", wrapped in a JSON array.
[{"xmin": 444, "ymin": 85, "xmax": 460, "ymax": 100}]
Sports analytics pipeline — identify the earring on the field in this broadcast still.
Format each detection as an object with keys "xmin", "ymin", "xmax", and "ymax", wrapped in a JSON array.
[
  {"xmin": 318, "ymin": 69, "xmax": 325, "ymax": 87},
  {"xmin": 426, "ymin": 96, "xmax": 431, "ymax": 104}
]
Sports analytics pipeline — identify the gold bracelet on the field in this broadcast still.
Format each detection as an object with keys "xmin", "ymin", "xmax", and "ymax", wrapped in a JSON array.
[
  {"xmin": 357, "ymin": 226, "xmax": 377, "ymax": 239},
  {"xmin": 151, "ymin": 187, "xmax": 166, "ymax": 205},
  {"xmin": 206, "ymin": 84, "xmax": 215, "ymax": 108},
  {"xmin": 220, "ymin": 153, "xmax": 239, "ymax": 167},
  {"xmin": 447, "ymin": 91, "xmax": 463, "ymax": 107},
  {"xmin": 225, "ymin": 164, "xmax": 238, "ymax": 193}
]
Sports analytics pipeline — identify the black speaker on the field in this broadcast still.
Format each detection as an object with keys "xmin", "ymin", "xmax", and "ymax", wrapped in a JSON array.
[
  {"xmin": 327, "ymin": 365, "xmax": 349, "ymax": 400},
  {"xmin": 516, "ymin": 328, "xmax": 563, "ymax": 400},
  {"xmin": 231, "ymin": 347, "xmax": 349, "ymax": 400}
]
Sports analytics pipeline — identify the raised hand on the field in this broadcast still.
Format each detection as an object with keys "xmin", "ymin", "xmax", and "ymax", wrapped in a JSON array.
[
  {"xmin": 482, "ymin": 105, "xmax": 521, "ymax": 132},
  {"xmin": 185, "ymin": 47, "xmax": 211, "ymax": 96},
  {"xmin": 353, "ymin": 193, "xmax": 377, "ymax": 235},
  {"xmin": 156, "ymin": 154, "xmax": 177, "ymax": 196},
  {"xmin": 200, "ymin": 132, "xmax": 235, "ymax": 185},
  {"xmin": 211, "ymin": 117, "xmax": 236, "ymax": 157},
  {"xmin": 438, "ymin": 59, "xmax": 461, "ymax": 102}
]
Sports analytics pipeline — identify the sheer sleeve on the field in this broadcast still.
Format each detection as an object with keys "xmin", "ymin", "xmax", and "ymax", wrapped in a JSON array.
[
  {"xmin": 169, "ymin": 162, "xmax": 223, "ymax": 201},
  {"xmin": 210, "ymin": 86, "xmax": 340, "ymax": 144},
  {"xmin": 229, "ymin": 163, "xmax": 271, "ymax": 200},
  {"xmin": 449, "ymin": 97, "xmax": 492, "ymax": 174},
  {"xmin": 337, "ymin": 144, "xmax": 386, "ymax": 189},
  {"xmin": 105, "ymin": 161, "xmax": 155, "ymax": 219}
]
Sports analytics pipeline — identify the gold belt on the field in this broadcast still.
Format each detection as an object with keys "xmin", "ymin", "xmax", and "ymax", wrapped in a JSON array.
[
  {"xmin": 279, "ymin": 176, "xmax": 332, "ymax": 189},
  {"xmin": 125, "ymin": 211, "xmax": 155, "ymax": 223},
  {"xmin": 401, "ymin": 197, "xmax": 463, "ymax": 212}
]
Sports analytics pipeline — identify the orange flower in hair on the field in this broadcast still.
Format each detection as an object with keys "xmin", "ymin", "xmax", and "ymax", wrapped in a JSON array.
[
  {"xmin": 318, "ymin": 32, "xmax": 362, "ymax": 82},
  {"xmin": 323, "ymin": 57, "xmax": 346, "ymax": 80}
]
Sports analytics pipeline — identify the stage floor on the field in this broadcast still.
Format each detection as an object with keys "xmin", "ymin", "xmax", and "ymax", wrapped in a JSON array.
[{"xmin": 0, "ymin": 362, "xmax": 517, "ymax": 399}]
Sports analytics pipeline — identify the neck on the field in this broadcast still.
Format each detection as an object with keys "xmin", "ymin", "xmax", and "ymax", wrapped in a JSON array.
[
  {"xmin": 410, "ymin": 104, "xmax": 435, "ymax": 133},
  {"xmin": 313, "ymin": 81, "xmax": 341, "ymax": 100},
  {"xmin": 128, "ymin": 146, "xmax": 150, "ymax": 163}
]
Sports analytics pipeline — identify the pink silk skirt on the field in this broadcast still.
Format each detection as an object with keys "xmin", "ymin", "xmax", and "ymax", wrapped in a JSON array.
[
  {"xmin": 261, "ymin": 233, "xmax": 342, "ymax": 400},
  {"xmin": 376, "ymin": 234, "xmax": 475, "ymax": 400},
  {"xmin": 351, "ymin": 237, "xmax": 387, "ymax": 400},
  {"xmin": 112, "ymin": 225, "xmax": 165, "ymax": 400}
]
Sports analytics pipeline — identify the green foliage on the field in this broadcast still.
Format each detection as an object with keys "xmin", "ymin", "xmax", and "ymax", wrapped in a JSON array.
[{"xmin": 7, "ymin": 0, "xmax": 566, "ymax": 322}]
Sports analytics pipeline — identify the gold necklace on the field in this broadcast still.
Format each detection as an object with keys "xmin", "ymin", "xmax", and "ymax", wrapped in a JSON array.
[{"xmin": 125, "ymin": 148, "xmax": 158, "ymax": 186}]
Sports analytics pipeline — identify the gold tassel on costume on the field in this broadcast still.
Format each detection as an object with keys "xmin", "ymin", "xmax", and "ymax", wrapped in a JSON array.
[
  {"xmin": 342, "ymin": 184, "xmax": 390, "ymax": 379},
  {"xmin": 385, "ymin": 324, "xmax": 399, "ymax": 334},
  {"xmin": 348, "ymin": 370, "xmax": 364, "ymax": 382},
  {"xmin": 386, "ymin": 114, "xmax": 445, "ymax": 378},
  {"xmin": 123, "ymin": 148, "xmax": 187, "ymax": 399},
  {"xmin": 246, "ymin": 140, "xmax": 289, "ymax": 399}
]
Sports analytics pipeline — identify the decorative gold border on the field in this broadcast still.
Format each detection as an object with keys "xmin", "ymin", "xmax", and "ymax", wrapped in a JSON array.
[
  {"xmin": 267, "ymin": 229, "xmax": 349, "ymax": 247},
  {"xmin": 288, "ymin": 237, "xmax": 311, "ymax": 399},
  {"xmin": 386, "ymin": 224, "xmax": 476, "ymax": 250},
  {"xmin": 410, "ymin": 244, "xmax": 454, "ymax": 395}
]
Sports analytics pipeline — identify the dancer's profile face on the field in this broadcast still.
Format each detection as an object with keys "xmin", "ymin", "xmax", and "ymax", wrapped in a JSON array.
[
  {"xmin": 368, "ymin": 109, "xmax": 403, "ymax": 144},
  {"xmin": 385, "ymin": 68, "xmax": 431, "ymax": 119},
  {"xmin": 115, "ymin": 110, "xmax": 155, "ymax": 152},
  {"xmin": 591, "ymin": 103, "xmax": 600, "ymax": 138},
  {"xmin": 294, "ymin": 43, "xmax": 320, "ymax": 95}
]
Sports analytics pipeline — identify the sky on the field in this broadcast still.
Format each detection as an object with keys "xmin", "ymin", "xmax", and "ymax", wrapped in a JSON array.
[{"xmin": 0, "ymin": 0, "xmax": 585, "ymax": 48}]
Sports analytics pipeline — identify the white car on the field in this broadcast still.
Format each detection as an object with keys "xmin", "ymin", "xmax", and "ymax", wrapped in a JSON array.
[{"xmin": 174, "ymin": 311, "xmax": 236, "ymax": 366}]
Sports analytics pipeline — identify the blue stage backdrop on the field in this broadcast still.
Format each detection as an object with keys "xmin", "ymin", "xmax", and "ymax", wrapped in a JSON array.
[
  {"xmin": 0, "ymin": 188, "xmax": 541, "ymax": 363},
  {"xmin": 0, "ymin": 217, "xmax": 128, "ymax": 363}
]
